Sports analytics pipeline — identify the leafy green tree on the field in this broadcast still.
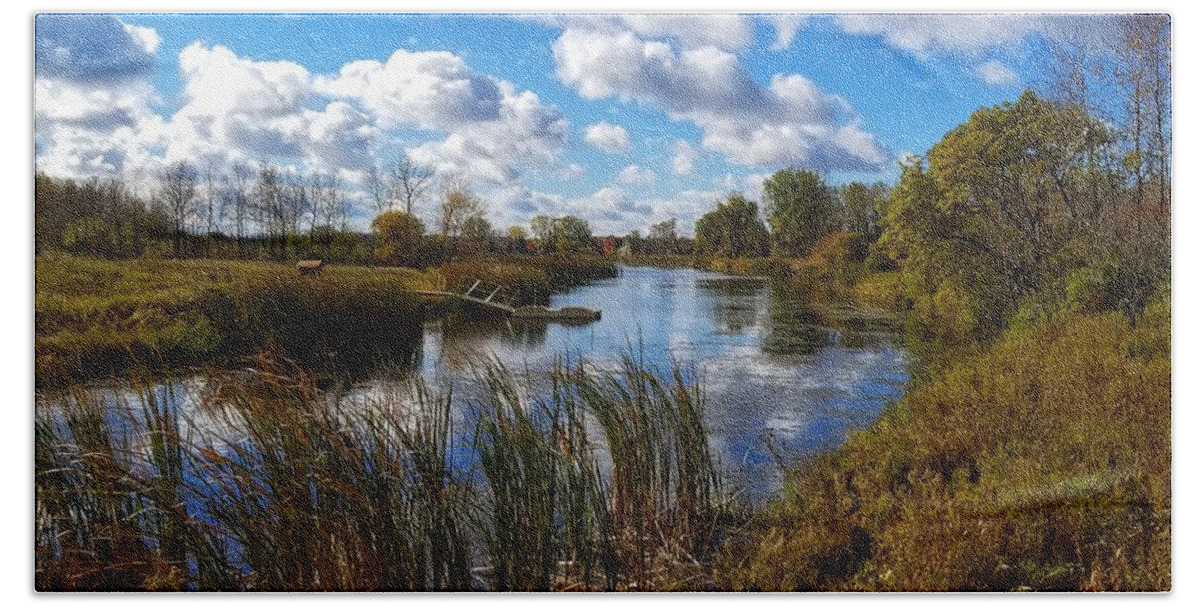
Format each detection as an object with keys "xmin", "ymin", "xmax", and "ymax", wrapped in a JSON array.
[
  {"xmin": 694, "ymin": 194, "xmax": 770, "ymax": 257},
  {"xmin": 372, "ymin": 210, "xmax": 426, "ymax": 267},
  {"xmin": 553, "ymin": 216, "xmax": 592, "ymax": 252},
  {"xmin": 840, "ymin": 182, "xmax": 890, "ymax": 238},
  {"xmin": 460, "ymin": 215, "xmax": 494, "ymax": 256},
  {"xmin": 764, "ymin": 169, "xmax": 838, "ymax": 256},
  {"xmin": 880, "ymin": 91, "xmax": 1114, "ymax": 338}
]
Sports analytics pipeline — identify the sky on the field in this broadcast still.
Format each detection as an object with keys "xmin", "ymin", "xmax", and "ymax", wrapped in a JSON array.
[{"xmin": 33, "ymin": 12, "xmax": 1130, "ymax": 235}]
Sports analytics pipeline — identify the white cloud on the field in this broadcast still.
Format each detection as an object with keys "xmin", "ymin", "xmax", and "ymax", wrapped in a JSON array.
[
  {"xmin": 36, "ymin": 33, "xmax": 568, "ymax": 212},
  {"xmin": 672, "ymin": 139, "xmax": 699, "ymax": 175},
  {"xmin": 553, "ymin": 28, "xmax": 888, "ymax": 171},
  {"xmin": 767, "ymin": 14, "xmax": 807, "ymax": 50},
  {"xmin": 315, "ymin": 49, "xmax": 503, "ymax": 130},
  {"xmin": 584, "ymin": 121, "xmax": 632, "ymax": 154},
  {"xmin": 617, "ymin": 164, "xmax": 655, "ymax": 184},
  {"xmin": 835, "ymin": 14, "xmax": 1123, "ymax": 85},
  {"xmin": 122, "ymin": 22, "xmax": 161, "ymax": 54},
  {"xmin": 976, "ymin": 60, "xmax": 1018, "ymax": 86},
  {"xmin": 408, "ymin": 83, "xmax": 567, "ymax": 185}
]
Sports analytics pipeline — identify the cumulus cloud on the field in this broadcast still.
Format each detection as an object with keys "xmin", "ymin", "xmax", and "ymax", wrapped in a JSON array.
[
  {"xmin": 976, "ymin": 60, "xmax": 1018, "ymax": 86},
  {"xmin": 553, "ymin": 28, "xmax": 889, "ymax": 171},
  {"xmin": 672, "ymin": 139, "xmax": 699, "ymax": 175},
  {"xmin": 36, "ymin": 15, "xmax": 156, "ymax": 82},
  {"xmin": 34, "ymin": 15, "xmax": 163, "ymax": 183},
  {"xmin": 36, "ymin": 28, "xmax": 567, "ymax": 207},
  {"xmin": 407, "ymin": 83, "xmax": 567, "ymax": 184},
  {"xmin": 584, "ymin": 121, "xmax": 632, "ymax": 154},
  {"xmin": 617, "ymin": 164, "xmax": 655, "ymax": 184},
  {"xmin": 315, "ymin": 49, "xmax": 503, "ymax": 130},
  {"xmin": 767, "ymin": 14, "xmax": 807, "ymax": 50}
]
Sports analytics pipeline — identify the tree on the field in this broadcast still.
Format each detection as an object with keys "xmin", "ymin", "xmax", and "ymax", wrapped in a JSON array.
[
  {"xmin": 226, "ymin": 163, "xmax": 253, "ymax": 258},
  {"xmin": 763, "ymin": 169, "xmax": 838, "ymax": 256},
  {"xmin": 647, "ymin": 218, "xmax": 679, "ymax": 254},
  {"xmin": 372, "ymin": 210, "xmax": 426, "ymax": 267},
  {"xmin": 460, "ymin": 215, "xmax": 494, "ymax": 256},
  {"xmin": 530, "ymin": 215, "xmax": 554, "ymax": 253},
  {"xmin": 254, "ymin": 163, "xmax": 285, "ymax": 260},
  {"xmin": 438, "ymin": 181, "xmax": 484, "ymax": 258},
  {"xmin": 506, "ymin": 225, "xmax": 528, "ymax": 254},
  {"xmin": 553, "ymin": 216, "xmax": 592, "ymax": 252},
  {"xmin": 199, "ymin": 161, "xmax": 224, "ymax": 256},
  {"xmin": 391, "ymin": 155, "xmax": 435, "ymax": 216},
  {"xmin": 157, "ymin": 161, "xmax": 198, "ymax": 258},
  {"xmin": 840, "ymin": 182, "xmax": 889, "ymax": 238},
  {"xmin": 694, "ymin": 194, "xmax": 770, "ymax": 257},
  {"xmin": 366, "ymin": 163, "xmax": 389, "ymax": 215},
  {"xmin": 880, "ymin": 92, "xmax": 1117, "ymax": 337}
]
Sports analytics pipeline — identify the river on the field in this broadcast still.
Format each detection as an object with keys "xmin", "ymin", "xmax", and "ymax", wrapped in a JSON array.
[
  {"xmin": 41, "ymin": 265, "xmax": 909, "ymax": 501},
  {"xmin": 414, "ymin": 265, "xmax": 910, "ymax": 499}
]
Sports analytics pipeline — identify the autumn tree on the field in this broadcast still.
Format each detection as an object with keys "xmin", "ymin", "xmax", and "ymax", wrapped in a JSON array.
[
  {"xmin": 372, "ymin": 210, "xmax": 426, "ymax": 267},
  {"xmin": 880, "ymin": 92, "xmax": 1118, "ymax": 337}
]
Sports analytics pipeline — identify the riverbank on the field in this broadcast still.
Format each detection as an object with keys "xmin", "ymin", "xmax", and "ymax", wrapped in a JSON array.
[
  {"xmin": 722, "ymin": 291, "xmax": 1170, "ymax": 590},
  {"xmin": 35, "ymin": 254, "xmax": 620, "ymax": 385}
]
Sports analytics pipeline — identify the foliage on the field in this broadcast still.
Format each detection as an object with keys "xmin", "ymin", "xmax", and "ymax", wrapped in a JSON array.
[
  {"xmin": 36, "ymin": 355, "xmax": 723, "ymax": 591},
  {"xmin": 694, "ymin": 194, "xmax": 770, "ymax": 258},
  {"xmin": 764, "ymin": 169, "xmax": 839, "ymax": 256},
  {"xmin": 35, "ymin": 255, "xmax": 437, "ymax": 385},
  {"xmin": 372, "ymin": 210, "xmax": 427, "ymax": 267},
  {"xmin": 730, "ymin": 304, "xmax": 1170, "ymax": 591}
]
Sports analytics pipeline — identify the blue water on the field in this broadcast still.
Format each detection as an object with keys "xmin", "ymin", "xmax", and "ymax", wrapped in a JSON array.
[{"xmin": 417, "ymin": 265, "xmax": 910, "ymax": 499}]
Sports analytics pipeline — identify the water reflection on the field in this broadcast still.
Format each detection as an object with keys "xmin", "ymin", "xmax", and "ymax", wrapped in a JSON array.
[{"xmin": 415, "ymin": 266, "xmax": 910, "ymax": 499}]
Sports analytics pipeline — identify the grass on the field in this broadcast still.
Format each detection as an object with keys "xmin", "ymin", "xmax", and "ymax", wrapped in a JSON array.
[
  {"xmin": 35, "ymin": 353, "xmax": 724, "ymax": 591},
  {"xmin": 440, "ymin": 255, "xmax": 618, "ymax": 307},
  {"xmin": 35, "ymin": 254, "xmax": 441, "ymax": 385},
  {"xmin": 721, "ymin": 297, "xmax": 1170, "ymax": 591}
]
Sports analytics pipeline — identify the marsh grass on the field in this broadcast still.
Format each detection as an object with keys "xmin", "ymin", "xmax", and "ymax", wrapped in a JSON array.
[
  {"xmin": 35, "ymin": 255, "xmax": 439, "ymax": 385},
  {"xmin": 35, "ymin": 353, "xmax": 724, "ymax": 591}
]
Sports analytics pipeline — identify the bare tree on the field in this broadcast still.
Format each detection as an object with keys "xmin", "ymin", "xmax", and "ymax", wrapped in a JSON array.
[
  {"xmin": 157, "ymin": 161, "xmax": 198, "ymax": 258},
  {"xmin": 366, "ymin": 163, "xmax": 389, "ymax": 215},
  {"xmin": 200, "ymin": 161, "xmax": 225, "ymax": 256},
  {"xmin": 438, "ymin": 179, "xmax": 484, "ymax": 258},
  {"xmin": 391, "ymin": 155, "xmax": 434, "ymax": 216},
  {"xmin": 226, "ymin": 162, "xmax": 253, "ymax": 259}
]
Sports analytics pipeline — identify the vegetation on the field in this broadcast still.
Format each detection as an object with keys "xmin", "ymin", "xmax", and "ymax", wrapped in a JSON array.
[
  {"xmin": 35, "ymin": 356, "xmax": 723, "ymax": 591},
  {"xmin": 35, "ymin": 255, "xmax": 439, "ymax": 385},
  {"xmin": 32, "ymin": 13, "xmax": 1171, "ymax": 593},
  {"xmin": 694, "ymin": 194, "xmax": 771, "ymax": 258}
]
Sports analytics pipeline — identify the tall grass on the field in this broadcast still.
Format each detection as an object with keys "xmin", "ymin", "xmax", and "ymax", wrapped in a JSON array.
[
  {"xmin": 35, "ymin": 353, "xmax": 723, "ymax": 591},
  {"xmin": 725, "ymin": 299, "xmax": 1170, "ymax": 591},
  {"xmin": 36, "ymin": 255, "xmax": 438, "ymax": 385}
]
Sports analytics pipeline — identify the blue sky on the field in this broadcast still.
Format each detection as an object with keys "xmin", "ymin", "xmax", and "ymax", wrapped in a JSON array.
[{"xmin": 34, "ymin": 13, "xmax": 1125, "ymax": 234}]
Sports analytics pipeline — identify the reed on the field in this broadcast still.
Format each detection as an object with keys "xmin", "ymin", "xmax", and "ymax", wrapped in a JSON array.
[{"xmin": 35, "ymin": 353, "xmax": 724, "ymax": 591}]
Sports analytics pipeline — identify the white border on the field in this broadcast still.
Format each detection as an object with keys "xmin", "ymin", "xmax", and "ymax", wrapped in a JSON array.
[{"xmin": 5, "ymin": 1, "xmax": 1194, "ymax": 606}]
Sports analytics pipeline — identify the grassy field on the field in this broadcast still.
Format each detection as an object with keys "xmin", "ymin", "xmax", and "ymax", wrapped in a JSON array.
[{"xmin": 35, "ymin": 255, "xmax": 442, "ymax": 385}]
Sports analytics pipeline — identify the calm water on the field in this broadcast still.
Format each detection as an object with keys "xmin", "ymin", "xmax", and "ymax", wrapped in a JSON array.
[
  {"xmin": 44, "ymin": 265, "xmax": 909, "ymax": 500},
  {"xmin": 415, "ymin": 265, "xmax": 910, "ymax": 498}
]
